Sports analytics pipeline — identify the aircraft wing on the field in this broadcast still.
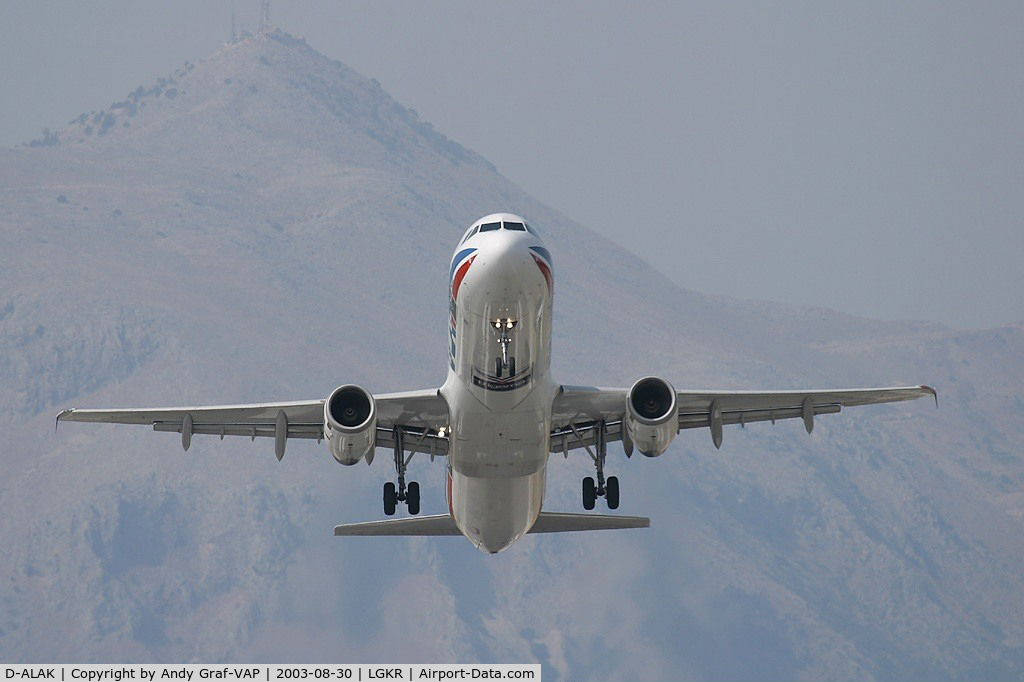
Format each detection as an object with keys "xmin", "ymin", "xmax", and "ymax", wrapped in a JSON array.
[
  {"xmin": 550, "ymin": 384, "xmax": 936, "ymax": 452},
  {"xmin": 56, "ymin": 388, "xmax": 450, "ymax": 459}
]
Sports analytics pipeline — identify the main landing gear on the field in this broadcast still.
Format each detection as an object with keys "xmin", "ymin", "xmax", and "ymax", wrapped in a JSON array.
[
  {"xmin": 383, "ymin": 427, "xmax": 420, "ymax": 516},
  {"xmin": 582, "ymin": 420, "xmax": 620, "ymax": 511}
]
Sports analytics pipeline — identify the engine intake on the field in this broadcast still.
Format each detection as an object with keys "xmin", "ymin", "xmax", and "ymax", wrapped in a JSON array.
[
  {"xmin": 324, "ymin": 384, "xmax": 376, "ymax": 465},
  {"xmin": 625, "ymin": 376, "xmax": 677, "ymax": 456}
]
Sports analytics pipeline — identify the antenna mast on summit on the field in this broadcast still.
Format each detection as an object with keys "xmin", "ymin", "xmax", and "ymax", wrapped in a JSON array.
[{"xmin": 261, "ymin": 1, "xmax": 271, "ymax": 33}]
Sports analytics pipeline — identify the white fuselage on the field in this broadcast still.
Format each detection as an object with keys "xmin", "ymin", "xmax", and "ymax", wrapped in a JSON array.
[{"xmin": 438, "ymin": 214, "xmax": 558, "ymax": 553}]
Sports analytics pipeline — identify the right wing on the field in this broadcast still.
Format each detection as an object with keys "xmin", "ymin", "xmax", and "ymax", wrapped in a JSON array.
[
  {"xmin": 57, "ymin": 388, "xmax": 450, "ymax": 459},
  {"xmin": 550, "ymin": 384, "xmax": 936, "ymax": 453}
]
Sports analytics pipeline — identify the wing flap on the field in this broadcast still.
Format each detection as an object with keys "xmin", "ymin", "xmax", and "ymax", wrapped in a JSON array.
[
  {"xmin": 549, "ymin": 420, "xmax": 624, "ymax": 455},
  {"xmin": 375, "ymin": 425, "xmax": 449, "ymax": 457},
  {"xmin": 678, "ymin": 403, "xmax": 842, "ymax": 430},
  {"xmin": 152, "ymin": 421, "xmax": 324, "ymax": 440}
]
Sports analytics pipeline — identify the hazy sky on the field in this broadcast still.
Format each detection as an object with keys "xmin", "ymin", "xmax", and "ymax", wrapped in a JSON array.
[{"xmin": 3, "ymin": 1, "xmax": 1021, "ymax": 329}]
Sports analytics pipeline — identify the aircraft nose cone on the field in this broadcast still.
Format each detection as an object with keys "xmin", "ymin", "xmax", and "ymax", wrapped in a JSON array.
[{"xmin": 481, "ymin": 235, "xmax": 533, "ymax": 280}]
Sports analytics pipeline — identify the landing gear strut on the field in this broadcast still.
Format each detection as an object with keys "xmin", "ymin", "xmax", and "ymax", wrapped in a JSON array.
[
  {"xmin": 493, "ymin": 318, "xmax": 517, "ymax": 378},
  {"xmin": 582, "ymin": 420, "xmax": 620, "ymax": 510},
  {"xmin": 383, "ymin": 427, "xmax": 420, "ymax": 515}
]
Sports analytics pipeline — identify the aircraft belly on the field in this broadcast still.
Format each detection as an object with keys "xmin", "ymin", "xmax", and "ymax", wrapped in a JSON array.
[{"xmin": 448, "ymin": 408, "xmax": 548, "ymax": 478}]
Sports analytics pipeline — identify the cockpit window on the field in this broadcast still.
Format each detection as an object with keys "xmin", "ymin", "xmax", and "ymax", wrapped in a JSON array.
[
  {"xmin": 503, "ymin": 221, "xmax": 526, "ymax": 231},
  {"xmin": 479, "ymin": 222, "xmax": 501, "ymax": 232},
  {"xmin": 460, "ymin": 225, "xmax": 479, "ymax": 244}
]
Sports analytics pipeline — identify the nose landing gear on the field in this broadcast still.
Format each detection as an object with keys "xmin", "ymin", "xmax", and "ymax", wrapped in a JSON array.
[
  {"xmin": 495, "ymin": 355, "xmax": 516, "ymax": 378},
  {"xmin": 493, "ymin": 318, "xmax": 517, "ymax": 378}
]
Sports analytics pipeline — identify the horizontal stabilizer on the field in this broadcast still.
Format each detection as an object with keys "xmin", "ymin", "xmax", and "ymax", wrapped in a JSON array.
[
  {"xmin": 334, "ymin": 515, "xmax": 461, "ymax": 536},
  {"xmin": 333, "ymin": 512, "xmax": 650, "ymax": 537},
  {"xmin": 528, "ymin": 511, "xmax": 650, "ymax": 533}
]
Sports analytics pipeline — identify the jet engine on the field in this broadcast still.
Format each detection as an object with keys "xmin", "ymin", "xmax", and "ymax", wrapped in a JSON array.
[
  {"xmin": 624, "ymin": 376, "xmax": 678, "ymax": 456},
  {"xmin": 324, "ymin": 384, "xmax": 376, "ymax": 465}
]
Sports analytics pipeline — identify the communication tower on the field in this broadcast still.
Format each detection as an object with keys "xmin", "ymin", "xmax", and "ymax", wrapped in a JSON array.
[{"xmin": 261, "ymin": 1, "xmax": 271, "ymax": 33}]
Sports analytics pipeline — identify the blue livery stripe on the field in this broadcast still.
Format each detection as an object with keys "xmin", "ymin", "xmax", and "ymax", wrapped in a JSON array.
[
  {"xmin": 449, "ymin": 248, "xmax": 478, "ymax": 283},
  {"xmin": 529, "ymin": 246, "xmax": 553, "ymax": 268}
]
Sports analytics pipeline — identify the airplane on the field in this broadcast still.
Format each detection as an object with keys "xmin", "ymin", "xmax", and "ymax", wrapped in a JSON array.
[{"xmin": 58, "ymin": 212, "xmax": 936, "ymax": 553}]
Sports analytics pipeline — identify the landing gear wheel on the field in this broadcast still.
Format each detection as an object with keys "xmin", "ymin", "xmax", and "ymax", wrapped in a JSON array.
[
  {"xmin": 495, "ymin": 356, "xmax": 503, "ymax": 378},
  {"xmin": 606, "ymin": 476, "xmax": 620, "ymax": 510},
  {"xmin": 583, "ymin": 476, "xmax": 597, "ymax": 511},
  {"xmin": 508, "ymin": 356, "xmax": 516, "ymax": 377},
  {"xmin": 383, "ymin": 482, "xmax": 397, "ymax": 516},
  {"xmin": 407, "ymin": 481, "xmax": 421, "ymax": 515}
]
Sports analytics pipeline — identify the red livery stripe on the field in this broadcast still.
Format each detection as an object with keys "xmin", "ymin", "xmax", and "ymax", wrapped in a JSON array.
[
  {"xmin": 451, "ymin": 254, "xmax": 477, "ymax": 301},
  {"xmin": 532, "ymin": 254, "xmax": 553, "ymax": 294}
]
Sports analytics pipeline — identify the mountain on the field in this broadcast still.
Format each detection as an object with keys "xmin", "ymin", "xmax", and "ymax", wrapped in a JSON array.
[{"xmin": 2, "ymin": 29, "xmax": 1023, "ymax": 680}]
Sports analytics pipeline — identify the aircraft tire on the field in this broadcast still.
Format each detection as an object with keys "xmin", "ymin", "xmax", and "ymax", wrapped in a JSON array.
[
  {"xmin": 606, "ymin": 476, "xmax": 620, "ymax": 510},
  {"xmin": 495, "ymin": 356, "xmax": 503, "ymax": 378},
  {"xmin": 509, "ymin": 356, "xmax": 516, "ymax": 377},
  {"xmin": 407, "ymin": 481, "xmax": 421, "ymax": 515},
  {"xmin": 383, "ymin": 482, "xmax": 398, "ymax": 516},
  {"xmin": 583, "ymin": 477, "xmax": 597, "ymax": 510}
]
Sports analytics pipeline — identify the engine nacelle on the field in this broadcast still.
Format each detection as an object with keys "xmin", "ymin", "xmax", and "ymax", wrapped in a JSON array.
[
  {"xmin": 324, "ymin": 384, "xmax": 376, "ymax": 465},
  {"xmin": 624, "ymin": 376, "xmax": 677, "ymax": 457}
]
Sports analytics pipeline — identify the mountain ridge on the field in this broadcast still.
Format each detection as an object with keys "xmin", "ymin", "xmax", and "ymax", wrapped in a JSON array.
[{"xmin": 28, "ymin": 30, "xmax": 493, "ymax": 173}]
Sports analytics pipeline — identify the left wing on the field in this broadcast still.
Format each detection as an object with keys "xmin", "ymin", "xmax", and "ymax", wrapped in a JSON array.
[
  {"xmin": 550, "ymin": 384, "xmax": 936, "ymax": 453},
  {"xmin": 57, "ymin": 388, "xmax": 450, "ymax": 459}
]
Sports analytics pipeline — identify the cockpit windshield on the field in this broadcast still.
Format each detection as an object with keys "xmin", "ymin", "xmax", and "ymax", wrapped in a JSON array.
[{"xmin": 461, "ymin": 219, "xmax": 539, "ymax": 243}]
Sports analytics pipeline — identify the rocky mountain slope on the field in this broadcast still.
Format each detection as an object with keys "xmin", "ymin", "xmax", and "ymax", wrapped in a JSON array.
[{"xmin": 2, "ymin": 30, "xmax": 1022, "ymax": 680}]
